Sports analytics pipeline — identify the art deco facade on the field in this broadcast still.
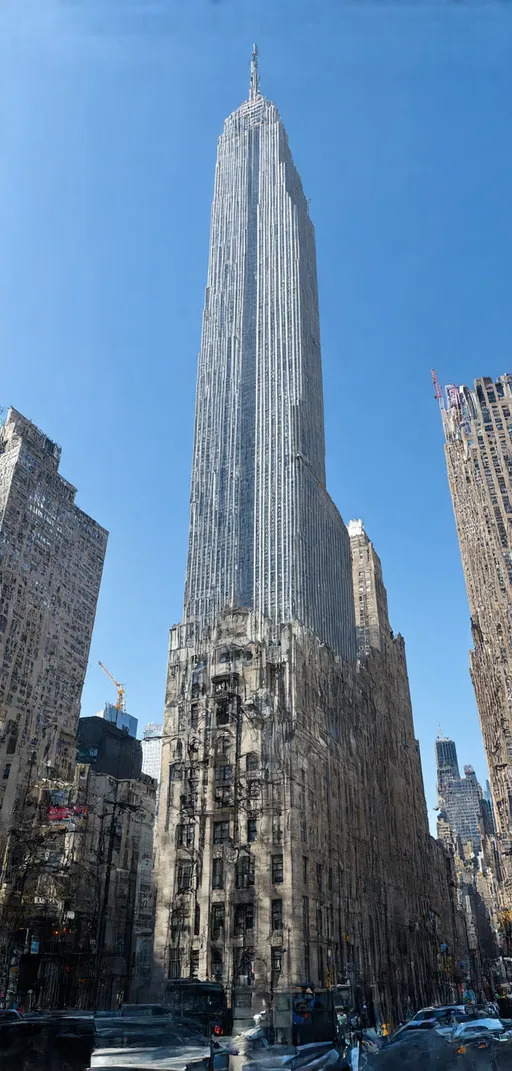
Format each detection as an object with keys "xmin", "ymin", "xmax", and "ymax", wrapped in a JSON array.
[
  {"xmin": 153, "ymin": 56, "xmax": 469, "ymax": 1024},
  {"xmin": 439, "ymin": 375, "xmax": 512, "ymax": 905},
  {"xmin": 184, "ymin": 49, "xmax": 355, "ymax": 661},
  {"xmin": 154, "ymin": 544, "xmax": 467, "ymax": 1025}
]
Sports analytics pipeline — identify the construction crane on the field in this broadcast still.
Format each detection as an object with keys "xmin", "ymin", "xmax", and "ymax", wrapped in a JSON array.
[
  {"xmin": 431, "ymin": 369, "xmax": 445, "ymax": 411},
  {"xmin": 98, "ymin": 661, "xmax": 126, "ymax": 713}
]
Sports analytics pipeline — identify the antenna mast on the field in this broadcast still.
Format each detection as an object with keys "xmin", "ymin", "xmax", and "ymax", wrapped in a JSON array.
[{"xmin": 249, "ymin": 43, "xmax": 260, "ymax": 100}]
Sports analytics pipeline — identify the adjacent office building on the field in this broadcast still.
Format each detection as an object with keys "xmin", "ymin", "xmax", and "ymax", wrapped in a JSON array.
[
  {"xmin": 0, "ymin": 409, "xmax": 108, "ymax": 850},
  {"xmin": 438, "ymin": 375, "xmax": 512, "ymax": 904},
  {"xmin": 153, "ymin": 52, "xmax": 469, "ymax": 1025}
]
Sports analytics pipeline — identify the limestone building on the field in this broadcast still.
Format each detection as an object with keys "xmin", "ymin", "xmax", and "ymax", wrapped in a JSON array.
[
  {"xmin": 437, "ymin": 375, "xmax": 512, "ymax": 906},
  {"xmin": 153, "ymin": 54, "xmax": 469, "ymax": 1025},
  {"xmin": 0, "ymin": 409, "xmax": 108, "ymax": 850}
]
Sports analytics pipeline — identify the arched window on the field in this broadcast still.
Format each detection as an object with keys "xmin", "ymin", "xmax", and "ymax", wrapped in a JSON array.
[{"xmin": 246, "ymin": 752, "xmax": 258, "ymax": 773}]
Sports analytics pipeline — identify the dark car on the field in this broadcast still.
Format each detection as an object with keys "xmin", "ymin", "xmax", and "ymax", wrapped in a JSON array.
[{"xmin": 91, "ymin": 1012, "xmax": 213, "ymax": 1070}]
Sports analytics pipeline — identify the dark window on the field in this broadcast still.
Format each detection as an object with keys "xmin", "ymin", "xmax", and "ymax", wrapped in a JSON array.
[
  {"xmin": 190, "ymin": 704, "xmax": 199, "ymax": 729},
  {"xmin": 236, "ymin": 854, "xmax": 255, "ymax": 889},
  {"xmin": 6, "ymin": 736, "xmax": 17, "ymax": 756},
  {"xmin": 168, "ymin": 949, "xmax": 181, "ymax": 980},
  {"xmin": 234, "ymin": 903, "xmax": 254, "ymax": 935},
  {"xmin": 303, "ymin": 857, "xmax": 308, "ymax": 884},
  {"xmin": 212, "ymin": 858, "xmax": 224, "ymax": 889},
  {"xmin": 212, "ymin": 903, "xmax": 225, "ymax": 939},
  {"xmin": 215, "ymin": 786, "xmax": 232, "ymax": 808},
  {"xmin": 190, "ymin": 949, "xmax": 199, "ymax": 979},
  {"xmin": 272, "ymin": 817, "xmax": 282, "ymax": 844},
  {"xmin": 317, "ymin": 904, "xmax": 323, "ymax": 937},
  {"xmin": 177, "ymin": 863, "xmax": 192, "ymax": 892},
  {"xmin": 272, "ymin": 855, "xmax": 283, "ymax": 883},
  {"xmin": 212, "ymin": 949, "xmax": 223, "ymax": 981},
  {"xmin": 272, "ymin": 899, "xmax": 283, "ymax": 930},
  {"xmin": 213, "ymin": 821, "xmax": 229, "ymax": 844},
  {"xmin": 318, "ymin": 946, "xmax": 324, "ymax": 984},
  {"xmin": 304, "ymin": 944, "xmax": 310, "ymax": 981},
  {"xmin": 316, "ymin": 863, "xmax": 323, "ymax": 892},
  {"xmin": 246, "ymin": 752, "xmax": 258, "ymax": 772},
  {"xmin": 177, "ymin": 823, "xmax": 194, "ymax": 848},
  {"xmin": 247, "ymin": 818, "xmax": 257, "ymax": 843},
  {"xmin": 328, "ymin": 867, "xmax": 333, "ymax": 894},
  {"xmin": 233, "ymin": 948, "xmax": 255, "ymax": 987},
  {"xmin": 215, "ymin": 764, "xmax": 232, "ymax": 783},
  {"xmin": 218, "ymin": 735, "xmax": 231, "ymax": 756},
  {"xmin": 271, "ymin": 948, "xmax": 283, "ymax": 973},
  {"xmin": 3, "ymin": 764, "xmax": 11, "ymax": 781},
  {"xmin": 216, "ymin": 704, "xmax": 229, "ymax": 727},
  {"xmin": 303, "ymin": 896, "xmax": 310, "ymax": 939},
  {"xmin": 194, "ymin": 903, "xmax": 200, "ymax": 936}
]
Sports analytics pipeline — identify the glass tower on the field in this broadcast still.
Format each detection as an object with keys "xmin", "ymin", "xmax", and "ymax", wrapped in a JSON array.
[{"xmin": 183, "ymin": 48, "xmax": 355, "ymax": 660}]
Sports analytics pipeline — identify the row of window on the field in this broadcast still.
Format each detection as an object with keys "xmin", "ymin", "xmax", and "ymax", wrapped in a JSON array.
[
  {"xmin": 211, "ymin": 898, "xmax": 283, "ymax": 938},
  {"xmin": 211, "ymin": 853, "xmax": 283, "ymax": 889}
]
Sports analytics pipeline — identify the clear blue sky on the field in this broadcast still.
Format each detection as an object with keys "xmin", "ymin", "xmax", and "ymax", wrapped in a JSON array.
[{"xmin": 2, "ymin": 0, "xmax": 512, "ymax": 832}]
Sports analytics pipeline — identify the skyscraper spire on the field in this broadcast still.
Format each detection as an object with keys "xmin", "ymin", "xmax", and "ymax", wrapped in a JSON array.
[{"xmin": 249, "ymin": 43, "xmax": 259, "ymax": 100}]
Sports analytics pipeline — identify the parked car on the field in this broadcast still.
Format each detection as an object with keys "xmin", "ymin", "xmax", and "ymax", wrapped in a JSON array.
[
  {"xmin": 91, "ymin": 1013, "xmax": 213, "ymax": 1070},
  {"xmin": 387, "ymin": 1006, "xmax": 466, "ymax": 1042}
]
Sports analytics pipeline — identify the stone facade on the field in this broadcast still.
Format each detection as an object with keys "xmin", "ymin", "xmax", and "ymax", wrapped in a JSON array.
[
  {"xmin": 0, "ymin": 408, "xmax": 108, "ymax": 850},
  {"xmin": 154, "ymin": 527, "xmax": 468, "ymax": 1027},
  {"xmin": 440, "ymin": 376, "xmax": 512, "ymax": 906}
]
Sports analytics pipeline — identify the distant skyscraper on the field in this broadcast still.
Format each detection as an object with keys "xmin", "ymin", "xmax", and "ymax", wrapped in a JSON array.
[
  {"xmin": 435, "ymin": 735, "xmax": 460, "ymax": 793},
  {"xmin": 0, "ymin": 409, "xmax": 107, "ymax": 848},
  {"xmin": 141, "ymin": 723, "xmax": 163, "ymax": 782},
  {"xmin": 435, "ymin": 735, "xmax": 483, "ymax": 850},
  {"xmin": 183, "ymin": 46, "xmax": 355, "ymax": 660},
  {"xmin": 438, "ymin": 374, "xmax": 512, "ymax": 901}
]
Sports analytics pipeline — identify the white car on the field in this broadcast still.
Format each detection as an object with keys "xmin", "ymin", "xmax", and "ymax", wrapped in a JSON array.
[{"xmin": 450, "ymin": 1018, "xmax": 506, "ymax": 1041}]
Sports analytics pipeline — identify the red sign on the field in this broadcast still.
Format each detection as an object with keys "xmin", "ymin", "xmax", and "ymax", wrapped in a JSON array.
[{"xmin": 47, "ymin": 806, "xmax": 87, "ymax": 822}]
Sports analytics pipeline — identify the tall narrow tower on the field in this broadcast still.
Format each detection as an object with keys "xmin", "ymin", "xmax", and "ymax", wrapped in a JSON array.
[
  {"xmin": 154, "ymin": 51, "xmax": 469, "ymax": 1027},
  {"xmin": 438, "ymin": 374, "xmax": 512, "ymax": 905},
  {"xmin": 184, "ymin": 47, "xmax": 355, "ymax": 660}
]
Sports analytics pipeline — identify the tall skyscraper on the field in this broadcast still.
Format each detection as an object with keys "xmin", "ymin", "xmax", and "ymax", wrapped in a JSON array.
[
  {"xmin": 184, "ymin": 47, "xmax": 355, "ymax": 661},
  {"xmin": 435, "ymin": 734, "xmax": 460, "ymax": 793},
  {"xmin": 154, "ymin": 54, "xmax": 470, "ymax": 1025},
  {"xmin": 435, "ymin": 735, "xmax": 483, "ymax": 850},
  {"xmin": 438, "ymin": 374, "xmax": 512, "ymax": 903},
  {"xmin": 0, "ymin": 409, "xmax": 108, "ymax": 849}
]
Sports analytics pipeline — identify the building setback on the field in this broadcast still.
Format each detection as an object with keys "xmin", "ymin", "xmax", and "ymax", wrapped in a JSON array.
[
  {"xmin": 0, "ymin": 409, "xmax": 108, "ymax": 850},
  {"xmin": 438, "ymin": 375, "xmax": 512, "ymax": 906},
  {"xmin": 153, "ymin": 54, "xmax": 469, "ymax": 1024}
]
